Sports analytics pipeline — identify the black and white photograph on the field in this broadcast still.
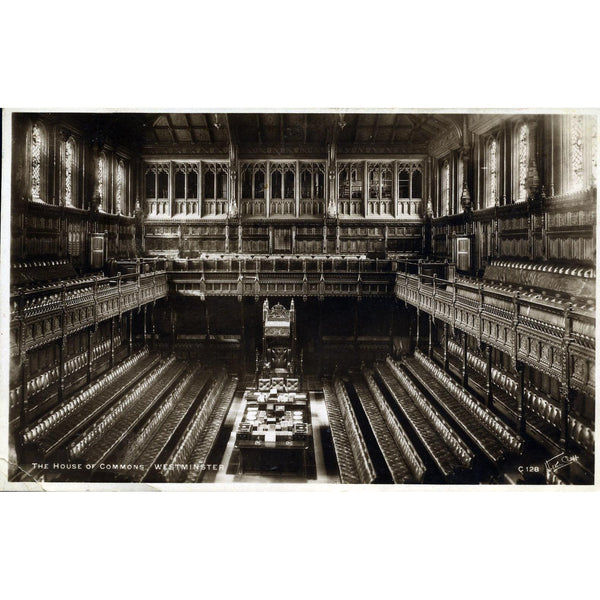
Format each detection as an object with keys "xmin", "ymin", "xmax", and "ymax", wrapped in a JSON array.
[
  {"xmin": 2, "ymin": 109, "xmax": 596, "ymax": 488},
  {"xmin": 1, "ymin": 5, "xmax": 599, "ymax": 600}
]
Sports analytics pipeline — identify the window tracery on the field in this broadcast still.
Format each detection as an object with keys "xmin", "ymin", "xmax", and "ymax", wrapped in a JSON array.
[
  {"xmin": 31, "ymin": 123, "xmax": 42, "ymax": 201},
  {"xmin": 570, "ymin": 114, "xmax": 584, "ymax": 192},
  {"xmin": 488, "ymin": 137, "xmax": 498, "ymax": 207},
  {"xmin": 440, "ymin": 160, "xmax": 450, "ymax": 216},
  {"xmin": 517, "ymin": 124, "xmax": 529, "ymax": 202}
]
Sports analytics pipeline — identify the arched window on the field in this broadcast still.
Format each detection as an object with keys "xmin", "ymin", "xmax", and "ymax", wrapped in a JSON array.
[
  {"xmin": 116, "ymin": 160, "xmax": 125, "ymax": 214},
  {"xmin": 517, "ymin": 123, "xmax": 529, "ymax": 202},
  {"xmin": 440, "ymin": 160, "xmax": 450, "ymax": 216},
  {"xmin": 284, "ymin": 170, "xmax": 295, "ymax": 199},
  {"xmin": 31, "ymin": 123, "xmax": 43, "ymax": 201},
  {"xmin": 570, "ymin": 114, "xmax": 584, "ymax": 192},
  {"xmin": 271, "ymin": 170, "xmax": 282, "ymax": 199},
  {"xmin": 203, "ymin": 170, "xmax": 214, "ymax": 199},
  {"xmin": 487, "ymin": 137, "xmax": 498, "ymax": 207},
  {"xmin": 64, "ymin": 137, "xmax": 75, "ymax": 207},
  {"xmin": 97, "ymin": 152, "xmax": 106, "ymax": 210}
]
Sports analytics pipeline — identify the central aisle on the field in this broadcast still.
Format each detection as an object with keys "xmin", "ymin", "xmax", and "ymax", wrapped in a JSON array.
[{"xmin": 204, "ymin": 386, "xmax": 340, "ymax": 484}]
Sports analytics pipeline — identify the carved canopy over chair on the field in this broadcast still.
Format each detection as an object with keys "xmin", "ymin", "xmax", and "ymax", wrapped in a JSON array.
[{"xmin": 261, "ymin": 299, "xmax": 297, "ymax": 378}]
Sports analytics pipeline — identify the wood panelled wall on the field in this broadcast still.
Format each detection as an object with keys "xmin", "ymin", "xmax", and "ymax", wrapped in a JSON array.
[
  {"xmin": 143, "ymin": 220, "xmax": 424, "ymax": 257},
  {"xmin": 428, "ymin": 114, "xmax": 597, "ymax": 271},
  {"xmin": 11, "ymin": 114, "xmax": 137, "ymax": 266}
]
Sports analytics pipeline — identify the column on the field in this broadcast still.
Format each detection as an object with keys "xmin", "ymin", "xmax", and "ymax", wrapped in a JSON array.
[
  {"xmin": 559, "ymin": 385, "xmax": 570, "ymax": 451},
  {"xmin": 515, "ymin": 361, "xmax": 526, "ymax": 437},
  {"xmin": 265, "ymin": 161, "xmax": 270, "ymax": 217},
  {"xmin": 150, "ymin": 305, "xmax": 156, "ymax": 351},
  {"xmin": 443, "ymin": 323, "xmax": 449, "ymax": 371},
  {"xmin": 415, "ymin": 309, "xmax": 420, "ymax": 350},
  {"xmin": 87, "ymin": 327, "xmax": 94, "ymax": 384},
  {"xmin": 109, "ymin": 317, "xmax": 116, "ymax": 368},
  {"xmin": 353, "ymin": 300, "xmax": 359, "ymax": 354},
  {"xmin": 393, "ymin": 161, "xmax": 398, "ymax": 218},
  {"xmin": 240, "ymin": 300, "xmax": 246, "ymax": 374},
  {"xmin": 58, "ymin": 337, "xmax": 65, "ymax": 404},
  {"xmin": 461, "ymin": 331, "xmax": 468, "ymax": 387},
  {"xmin": 128, "ymin": 311, "xmax": 133, "ymax": 354},
  {"xmin": 318, "ymin": 300, "xmax": 323, "ymax": 376},
  {"xmin": 295, "ymin": 160, "xmax": 300, "ymax": 217},
  {"xmin": 205, "ymin": 302, "xmax": 211, "ymax": 341},
  {"xmin": 20, "ymin": 354, "xmax": 30, "ymax": 428},
  {"xmin": 485, "ymin": 344, "xmax": 493, "ymax": 408},
  {"xmin": 389, "ymin": 301, "xmax": 395, "ymax": 356},
  {"xmin": 170, "ymin": 306, "xmax": 176, "ymax": 352},
  {"xmin": 428, "ymin": 315, "xmax": 433, "ymax": 358},
  {"xmin": 168, "ymin": 161, "xmax": 174, "ymax": 218},
  {"xmin": 143, "ymin": 305, "xmax": 148, "ymax": 345},
  {"xmin": 198, "ymin": 161, "xmax": 203, "ymax": 218},
  {"xmin": 363, "ymin": 160, "xmax": 368, "ymax": 217}
]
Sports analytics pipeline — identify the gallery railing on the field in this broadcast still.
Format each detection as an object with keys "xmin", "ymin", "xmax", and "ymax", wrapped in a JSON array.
[{"xmin": 394, "ymin": 265, "xmax": 595, "ymax": 398}]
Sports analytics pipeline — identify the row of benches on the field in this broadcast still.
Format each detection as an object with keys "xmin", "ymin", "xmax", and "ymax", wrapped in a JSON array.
[
  {"xmin": 409, "ymin": 351, "xmax": 524, "ymax": 459},
  {"xmin": 349, "ymin": 373, "xmax": 421, "ymax": 484},
  {"xmin": 162, "ymin": 370, "xmax": 230, "ymax": 483},
  {"xmin": 374, "ymin": 360, "xmax": 474, "ymax": 479},
  {"xmin": 122, "ymin": 370, "xmax": 214, "ymax": 481},
  {"xmin": 446, "ymin": 339, "xmax": 594, "ymax": 454},
  {"xmin": 183, "ymin": 376, "xmax": 239, "ymax": 483},
  {"xmin": 361, "ymin": 368, "xmax": 426, "ymax": 483},
  {"xmin": 321, "ymin": 382, "xmax": 362, "ymax": 484},
  {"xmin": 68, "ymin": 356, "xmax": 180, "ymax": 462},
  {"xmin": 21, "ymin": 349, "xmax": 152, "ymax": 447},
  {"xmin": 332, "ymin": 378, "xmax": 377, "ymax": 484}
]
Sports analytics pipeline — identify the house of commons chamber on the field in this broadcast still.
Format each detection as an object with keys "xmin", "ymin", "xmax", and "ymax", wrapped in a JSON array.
[{"xmin": 6, "ymin": 111, "xmax": 597, "ymax": 486}]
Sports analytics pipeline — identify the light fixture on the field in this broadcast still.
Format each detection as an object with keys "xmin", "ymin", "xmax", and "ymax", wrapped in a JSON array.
[{"xmin": 213, "ymin": 114, "xmax": 222, "ymax": 129}]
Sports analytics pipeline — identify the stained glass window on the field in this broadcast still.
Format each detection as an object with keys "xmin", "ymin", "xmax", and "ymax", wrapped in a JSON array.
[
  {"xmin": 441, "ymin": 160, "xmax": 450, "ymax": 215},
  {"xmin": 517, "ymin": 124, "xmax": 529, "ymax": 202},
  {"xmin": 64, "ymin": 138, "xmax": 74, "ymax": 206},
  {"xmin": 488, "ymin": 138, "xmax": 497, "ymax": 206},
  {"xmin": 98, "ymin": 154, "xmax": 105, "ymax": 208},
  {"xmin": 116, "ymin": 161, "xmax": 124, "ymax": 213},
  {"xmin": 570, "ymin": 115, "xmax": 584, "ymax": 192},
  {"xmin": 31, "ymin": 123, "xmax": 42, "ymax": 200}
]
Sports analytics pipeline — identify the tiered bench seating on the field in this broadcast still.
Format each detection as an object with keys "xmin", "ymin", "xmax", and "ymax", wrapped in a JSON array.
[
  {"xmin": 160, "ymin": 370, "xmax": 229, "ymax": 483},
  {"xmin": 375, "ymin": 359, "xmax": 474, "ymax": 479},
  {"xmin": 361, "ymin": 367, "xmax": 426, "ymax": 483},
  {"xmin": 121, "ymin": 370, "xmax": 214, "ymax": 481},
  {"xmin": 184, "ymin": 376, "xmax": 239, "ymax": 483},
  {"xmin": 331, "ymin": 378, "xmax": 377, "ymax": 484},
  {"xmin": 21, "ymin": 349, "xmax": 159, "ymax": 458},
  {"xmin": 349, "ymin": 373, "xmax": 419, "ymax": 484},
  {"xmin": 321, "ymin": 381, "xmax": 362, "ymax": 484},
  {"xmin": 67, "ymin": 357, "xmax": 185, "ymax": 466},
  {"xmin": 404, "ymin": 351, "xmax": 523, "ymax": 462}
]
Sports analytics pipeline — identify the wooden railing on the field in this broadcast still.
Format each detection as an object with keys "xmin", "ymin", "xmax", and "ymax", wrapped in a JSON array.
[
  {"xmin": 394, "ymin": 265, "xmax": 595, "ymax": 397},
  {"xmin": 10, "ymin": 270, "xmax": 168, "ymax": 355},
  {"xmin": 445, "ymin": 340, "xmax": 594, "ymax": 455}
]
